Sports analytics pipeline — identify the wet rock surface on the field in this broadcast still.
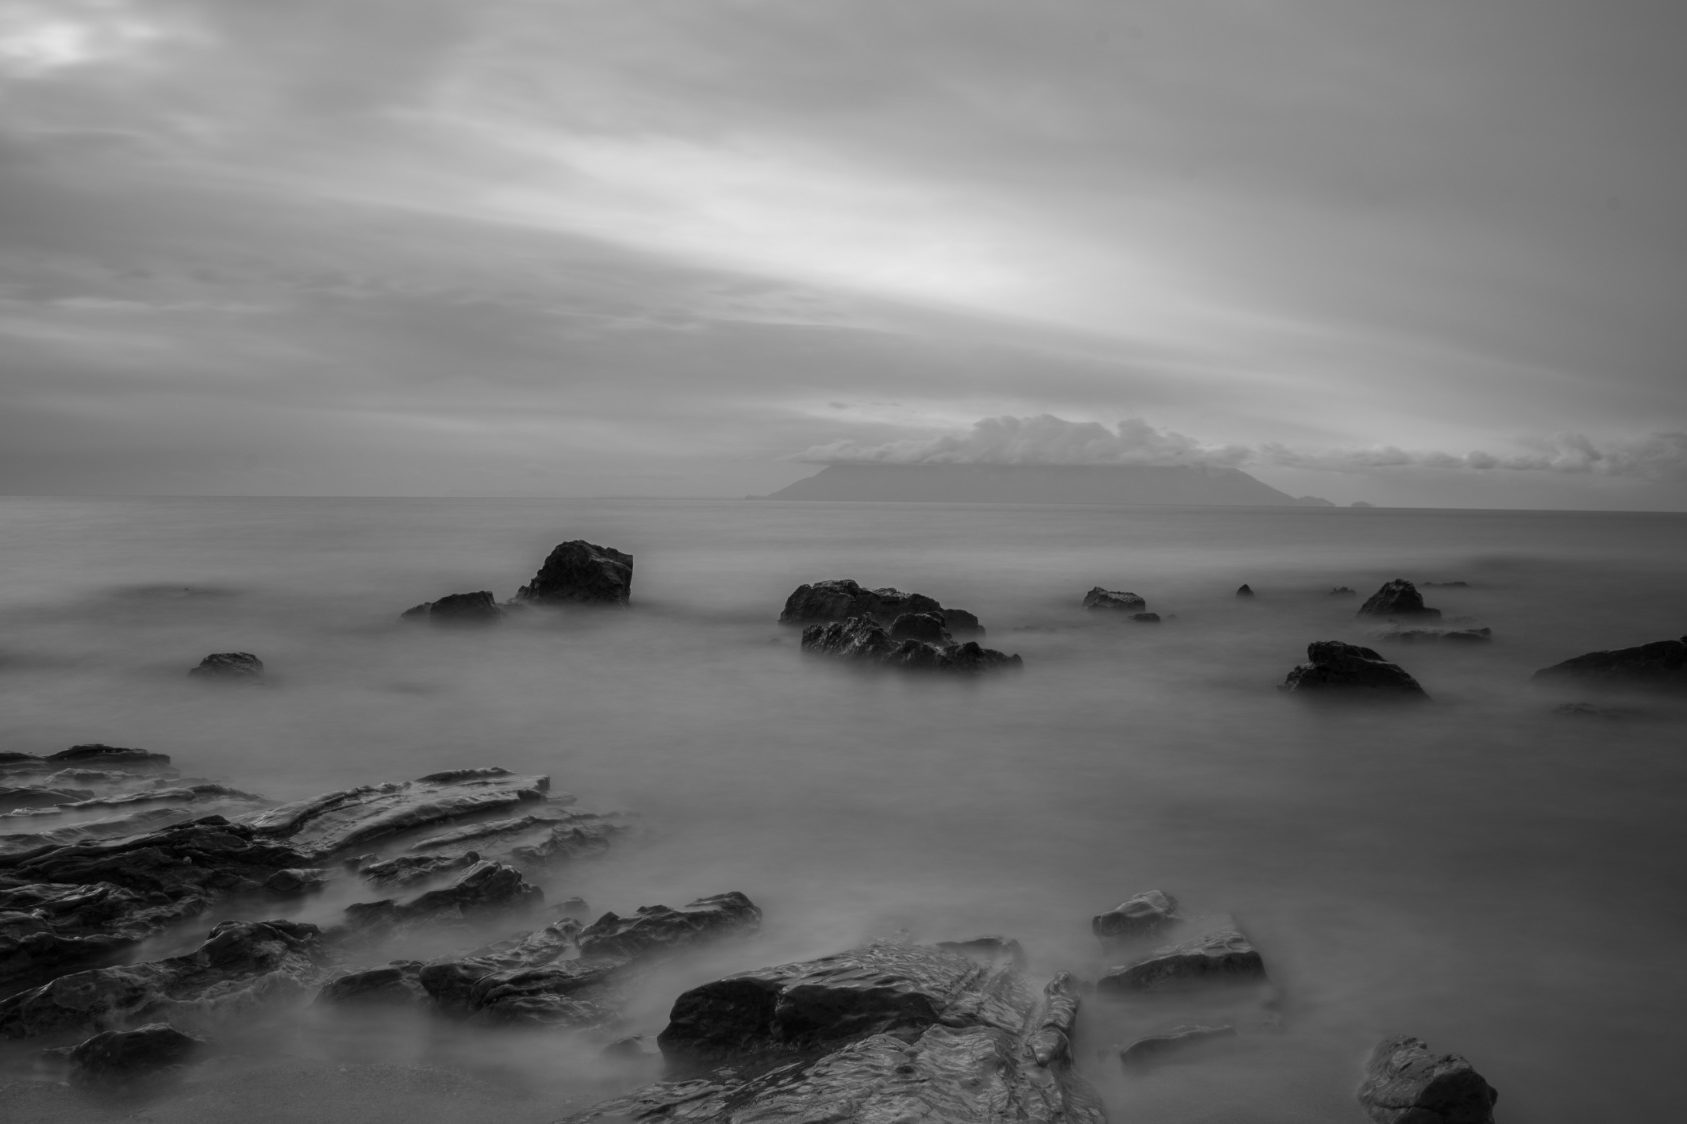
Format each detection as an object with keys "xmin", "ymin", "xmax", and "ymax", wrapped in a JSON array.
[
  {"xmin": 1380, "ymin": 626, "xmax": 1492, "ymax": 643},
  {"xmin": 513, "ymin": 540, "xmax": 633, "ymax": 606},
  {"xmin": 779, "ymin": 578, "xmax": 985, "ymax": 635},
  {"xmin": 189, "ymin": 652, "xmax": 265, "ymax": 680},
  {"xmin": 1531, "ymin": 635, "xmax": 1687, "ymax": 692},
  {"xmin": 1083, "ymin": 587, "xmax": 1147, "ymax": 611},
  {"xmin": 68, "ymin": 1021, "xmax": 203, "ymax": 1083},
  {"xmin": 1357, "ymin": 1035, "xmax": 1498, "ymax": 1124},
  {"xmin": 400, "ymin": 590, "xmax": 504, "ymax": 625},
  {"xmin": 1093, "ymin": 889, "xmax": 1181, "ymax": 949},
  {"xmin": 342, "ymin": 860, "xmax": 542, "ymax": 937},
  {"xmin": 801, "ymin": 616, "xmax": 1023, "ymax": 674},
  {"xmin": 1282, "ymin": 641, "xmax": 1429, "ymax": 699},
  {"xmin": 1098, "ymin": 914, "xmax": 1267, "ymax": 993},
  {"xmin": 1356, "ymin": 580, "xmax": 1441, "ymax": 619},
  {"xmin": 570, "ymin": 942, "xmax": 1102, "ymax": 1124}
]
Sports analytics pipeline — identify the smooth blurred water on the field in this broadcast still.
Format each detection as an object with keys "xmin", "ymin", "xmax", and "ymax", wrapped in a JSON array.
[{"xmin": 1, "ymin": 496, "xmax": 1685, "ymax": 1122}]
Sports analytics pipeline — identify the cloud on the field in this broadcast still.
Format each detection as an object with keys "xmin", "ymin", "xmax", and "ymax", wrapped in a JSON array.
[{"xmin": 800, "ymin": 415, "xmax": 1687, "ymax": 483}]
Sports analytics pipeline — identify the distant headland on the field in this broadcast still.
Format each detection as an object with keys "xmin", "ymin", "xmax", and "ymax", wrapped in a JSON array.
[{"xmin": 753, "ymin": 463, "xmax": 1335, "ymax": 506}]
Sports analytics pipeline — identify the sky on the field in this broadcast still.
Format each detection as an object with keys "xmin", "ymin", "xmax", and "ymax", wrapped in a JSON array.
[{"xmin": 1, "ymin": 0, "xmax": 1685, "ymax": 508}]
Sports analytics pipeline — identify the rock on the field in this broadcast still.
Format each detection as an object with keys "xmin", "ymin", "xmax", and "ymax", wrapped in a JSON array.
[
  {"xmin": 68, "ymin": 1022, "xmax": 203, "ymax": 1083},
  {"xmin": 576, "ymin": 891, "xmax": 761, "ymax": 961},
  {"xmin": 243, "ymin": 768, "xmax": 550, "ymax": 860},
  {"xmin": 1083, "ymin": 587, "xmax": 1147, "ymax": 611},
  {"xmin": 1381, "ymin": 627, "xmax": 1492, "ymax": 643},
  {"xmin": 1132, "ymin": 612, "xmax": 1162, "ymax": 623},
  {"xmin": 189, "ymin": 652, "xmax": 264, "ymax": 680},
  {"xmin": 1356, "ymin": 580, "xmax": 1441, "ymax": 619},
  {"xmin": 1357, "ymin": 1035, "xmax": 1498, "ymax": 1124},
  {"xmin": 512, "ymin": 541, "xmax": 633, "ymax": 607},
  {"xmin": 888, "ymin": 611, "xmax": 950, "ymax": 644},
  {"xmin": 934, "ymin": 935, "xmax": 1027, "ymax": 970},
  {"xmin": 1531, "ymin": 636, "xmax": 1687, "ymax": 692},
  {"xmin": 1552, "ymin": 701, "xmax": 1634, "ymax": 719},
  {"xmin": 801, "ymin": 617, "xmax": 1022, "ymax": 674},
  {"xmin": 0, "ymin": 807, "xmax": 198, "ymax": 860},
  {"xmin": 16, "ymin": 783, "xmax": 268, "ymax": 816},
  {"xmin": 1, "ymin": 787, "xmax": 94, "ymax": 811},
  {"xmin": 1119, "ymin": 1023, "xmax": 1237, "ymax": 1068},
  {"xmin": 0, "ymin": 881, "xmax": 207, "ymax": 990},
  {"xmin": 0, "ymin": 919, "xmax": 326, "ymax": 1039},
  {"xmin": 1235, "ymin": 584, "xmax": 1254, "ymax": 598},
  {"xmin": 570, "ymin": 944, "xmax": 1102, "ymax": 1123},
  {"xmin": 44, "ymin": 744, "xmax": 174, "ymax": 772},
  {"xmin": 941, "ymin": 608, "xmax": 984, "ymax": 635},
  {"xmin": 262, "ymin": 867, "xmax": 330, "ymax": 895},
  {"xmin": 779, "ymin": 578, "xmax": 941, "ymax": 626},
  {"xmin": 395, "ymin": 807, "xmax": 625, "ymax": 872},
  {"xmin": 1092, "ymin": 889, "xmax": 1181, "ymax": 947},
  {"xmin": 342, "ymin": 860, "xmax": 541, "ymax": 935},
  {"xmin": 1329, "ymin": 586, "xmax": 1357, "ymax": 596},
  {"xmin": 1098, "ymin": 915, "xmax": 1267, "ymax": 993},
  {"xmin": 1282, "ymin": 641, "xmax": 1429, "ymax": 700},
  {"xmin": 316, "ymin": 962, "xmax": 427, "ymax": 1006},
  {"xmin": 1422, "ymin": 581, "xmax": 1470, "ymax": 588},
  {"xmin": 400, "ymin": 591, "xmax": 503, "ymax": 625}
]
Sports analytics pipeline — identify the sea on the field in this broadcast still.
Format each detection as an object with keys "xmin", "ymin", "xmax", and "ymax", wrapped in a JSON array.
[{"xmin": 1, "ymin": 496, "xmax": 1684, "ymax": 1123}]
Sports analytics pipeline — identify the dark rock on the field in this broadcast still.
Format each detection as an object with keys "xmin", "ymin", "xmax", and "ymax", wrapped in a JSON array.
[
  {"xmin": 21, "ymin": 783, "xmax": 268, "ymax": 816},
  {"xmin": 1282, "ymin": 641, "xmax": 1429, "ymax": 700},
  {"xmin": 1083, "ymin": 587, "xmax": 1147, "ymax": 611},
  {"xmin": 1356, "ymin": 580, "xmax": 1441, "ymax": 619},
  {"xmin": 68, "ymin": 1022, "xmax": 203, "ymax": 1083},
  {"xmin": 1098, "ymin": 915, "xmax": 1267, "ymax": 993},
  {"xmin": 1329, "ymin": 586, "xmax": 1357, "ymax": 596},
  {"xmin": 1, "ymin": 787, "xmax": 94, "ymax": 811},
  {"xmin": 44, "ymin": 744, "xmax": 174, "ymax": 772},
  {"xmin": 1132, "ymin": 612, "xmax": 1162, "ymax": 623},
  {"xmin": 316, "ymin": 962, "xmax": 427, "ymax": 1006},
  {"xmin": 1531, "ymin": 636, "xmax": 1687, "ymax": 692},
  {"xmin": 512, "ymin": 541, "xmax": 633, "ymax": 607},
  {"xmin": 343, "ymin": 860, "xmax": 541, "ymax": 935},
  {"xmin": 1119, "ymin": 1023, "xmax": 1237, "ymax": 1068},
  {"xmin": 941, "ymin": 608, "xmax": 984, "ymax": 635},
  {"xmin": 1422, "ymin": 581, "xmax": 1470, "ymax": 588},
  {"xmin": 888, "ymin": 611, "xmax": 950, "ymax": 644},
  {"xmin": 572, "ymin": 945, "xmax": 1101, "ymax": 1123},
  {"xmin": 1235, "ymin": 584, "xmax": 1254, "ymax": 598},
  {"xmin": 357, "ymin": 851, "xmax": 479, "ymax": 888},
  {"xmin": 802, "ymin": 617, "xmax": 1022, "ymax": 674},
  {"xmin": 1357, "ymin": 1035, "xmax": 1498, "ymax": 1124},
  {"xmin": 189, "ymin": 652, "xmax": 264, "ymax": 680},
  {"xmin": 400, "ymin": 590, "xmax": 504, "ymax": 625},
  {"xmin": 1093, "ymin": 889, "xmax": 1180, "ymax": 947},
  {"xmin": 934, "ymin": 935, "xmax": 1027, "ymax": 970},
  {"xmin": 603, "ymin": 1034, "xmax": 661, "ymax": 1061},
  {"xmin": 1381, "ymin": 627, "xmax": 1492, "ymax": 643},
  {"xmin": 397, "ymin": 807, "xmax": 625, "ymax": 871},
  {"xmin": 0, "ymin": 807, "xmax": 198, "ymax": 860},
  {"xmin": 0, "ymin": 919, "xmax": 326, "ymax": 1039},
  {"xmin": 577, "ymin": 891, "xmax": 760, "ymax": 961},
  {"xmin": 779, "ymin": 578, "xmax": 942, "ymax": 627},
  {"xmin": 243, "ymin": 768, "xmax": 550, "ymax": 860},
  {"xmin": 0, "ymin": 881, "xmax": 207, "ymax": 990}
]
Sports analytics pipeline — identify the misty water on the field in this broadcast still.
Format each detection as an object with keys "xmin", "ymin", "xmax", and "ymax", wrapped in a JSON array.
[{"xmin": 2, "ymin": 496, "xmax": 1685, "ymax": 1122}]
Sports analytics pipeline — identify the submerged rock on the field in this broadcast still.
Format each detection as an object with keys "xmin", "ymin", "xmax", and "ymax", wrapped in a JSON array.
[
  {"xmin": 1282, "ymin": 641, "xmax": 1429, "ymax": 700},
  {"xmin": 1356, "ymin": 580, "xmax": 1441, "ymax": 619},
  {"xmin": 1119, "ymin": 1023, "xmax": 1237, "ymax": 1068},
  {"xmin": 1380, "ymin": 626, "xmax": 1492, "ymax": 643},
  {"xmin": 342, "ymin": 859, "xmax": 542, "ymax": 935},
  {"xmin": 779, "ymin": 578, "xmax": 985, "ymax": 635},
  {"xmin": 68, "ymin": 1022, "xmax": 203, "ymax": 1083},
  {"xmin": 400, "ymin": 591, "xmax": 504, "ymax": 625},
  {"xmin": 1092, "ymin": 889, "xmax": 1181, "ymax": 949},
  {"xmin": 1098, "ymin": 914, "xmax": 1267, "ymax": 993},
  {"xmin": 0, "ymin": 881, "xmax": 206, "ymax": 990},
  {"xmin": 1235, "ymin": 584, "xmax": 1255, "ymax": 598},
  {"xmin": 189, "ymin": 652, "xmax": 264, "ymax": 680},
  {"xmin": 44, "ymin": 744, "xmax": 174, "ymax": 773},
  {"xmin": 316, "ymin": 962, "xmax": 427, "ymax": 1007},
  {"xmin": 1531, "ymin": 636, "xmax": 1687, "ymax": 692},
  {"xmin": 512, "ymin": 541, "xmax": 633, "ymax": 607},
  {"xmin": 569, "ymin": 943, "xmax": 1101, "ymax": 1123},
  {"xmin": 1132, "ymin": 612, "xmax": 1162, "ymax": 623},
  {"xmin": 801, "ymin": 616, "xmax": 1023, "ymax": 675},
  {"xmin": 1083, "ymin": 587, "xmax": 1147, "ymax": 611},
  {"xmin": 0, "ymin": 919, "xmax": 326, "ymax": 1039},
  {"xmin": 1357, "ymin": 1035, "xmax": 1498, "ymax": 1124}
]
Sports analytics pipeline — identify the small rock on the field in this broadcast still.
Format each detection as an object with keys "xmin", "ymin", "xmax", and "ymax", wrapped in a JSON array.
[
  {"xmin": 513, "ymin": 541, "xmax": 634, "ymax": 607},
  {"xmin": 68, "ymin": 1022, "xmax": 203, "ymax": 1083},
  {"xmin": 1380, "ymin": 626, "xmax": 1492, "ymax": 643},
  {"xmin": 1098, "ymin": 915, "xmax": 1267, "ymax": 993},
  {"xmin": 801, "ymin": 617, "xmax": 1022, "ymax": 675},
  {"xmin": 1356, "ymin": 580, "xmax": 1441, "ymax": 619},
  {"xmin": 1093, "ymin": 890, "xmax": 1180, "ymax": 947},
  {"xmin": 189, "ymin": 652, "xmax": 264, "ymax": 680},
  {"xmin": 1132, "ymin": 612, "xmax": 1162, "ymax": 623},
  {"xmin": 1119, "ymin": 1023, "xmax": 1236, "ymax": 1068},
  {"xmin": 1282, "ymin": 641, "xmax": 1429, "ymax": 700},
  {"xmin": 1083, "ymin": 587, "xmax": 1147, "ymax": 611},
  {"xmin": 1357, "ymin": 1035, "xmax": 1497, "ymax": 1124},
  {"xmin": 400, "ymin": 591, "xmax": 504, "ymax": 625},
  {"xmin": 1235, "ymin": 584, "xmax": 1254, "ymax": 598},
  {"xmin": 1531, "ymin": 636, "xmax": 1687, "ymax": 692},
  {"xmin": 317, "ymin": 963, "xmax": 427, "ymax": 1006},
  {"xmin": 44, "ymin": 744, "xmax": 174, "ymax": 771}
]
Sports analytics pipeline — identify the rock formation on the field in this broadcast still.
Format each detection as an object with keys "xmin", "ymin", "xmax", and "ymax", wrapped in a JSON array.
[
  {"xmin": 512, "ymin": 540, "xmax": 633, "ymax": 606},
  {"xmin": 399, "ymin": 590, "xmax": 504, "ymax": 625},
  {"xmin": 1531, "ymin": 636, "xmax": 1687, "ymax": 692},
  {"xmin": 1083, "ymin": 587, "xmax": 1147, "ymax": 611},
  {"xmin": 1356, "ymin": 580, "xmax": 1441, "ymax": 619},
  {"xmin": 189, "ymin": 652, "xmax": 264, "ymax": 680},
  {"xmin": 1282, "ymin": 641, "xmax": 1429, "ymax": 699},
  {"xmin": 800, "ymin": 616, "xmax": 1022, "ymax": 674},
  {"xmin": 779, "ymin": 578, "xmax": 985, "ymax": 635},
  {"xmin": 1357, "ymin": 1035, "xmax": 1498, "ymax": 1124}
]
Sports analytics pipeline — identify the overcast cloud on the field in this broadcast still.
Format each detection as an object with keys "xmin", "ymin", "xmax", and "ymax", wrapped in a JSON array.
[{"xmin": 1, "ymin": 0, "xmax": 1684, "ymax": 507}]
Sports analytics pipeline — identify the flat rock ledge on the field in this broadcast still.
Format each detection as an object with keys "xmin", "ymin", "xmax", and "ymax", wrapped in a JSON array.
[
  {"xmin": 68, "ymin": 1022, "xmax": 204, "ymax": 1084},
  {"xmin": 801, "ymin": 615, "xmax": 1023, "ymax": 674},
  {"xmin": 1531, "ymin": 636, "xmax": 1687, "ymax": 692},
  {"xmin": 400, "ymin": 590, "xmax": 504, "ymax": 625},
  {"xmin": 779, "ymin": 578, "xmax": 985, "ymax": 635},
  {"xmin": 1282, "ymin": 641, "xmax": 1429, "ymax": 700},
  {"xmin": 1357, "ymin": 1035, "xmax": 1498, "ymax": 1124},
  {"xmin": 564, "ymin": 940, "xmax": 1103, "ymax": 1123}
]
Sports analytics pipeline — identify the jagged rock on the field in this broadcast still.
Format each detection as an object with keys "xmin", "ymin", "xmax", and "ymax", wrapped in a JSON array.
[
  {"xmin": 357, "ymin": 852, "xmax": 480, "ymax": 888},
  {"xmin": 400, "ymin": 590, "xmax": 504, "ymax": 625},
  {"xmin": 569, "ymin": 944, "xmax": 1101, "ymax": 1123},
  {"xmin": 0, "ymin": 881, "xmax": 207, "ymax": 990},
  {"xmin": 44, "ymin": 744, "xmax": 174, "ymax": 773},
  {"xmin": 17, "ymin": 783, "xmax": 268, "ymax": 816},
  {"xmin": 399, "ymin": 807, "xmax": 625, "ymax": 871},
  {"xmin": 262, "ymin": 867, "xmax": 330, "ymax": 895},
  {"xmin": 779, "ymin": 578, "xmax": 940, "ymax": 626},
  {"xmin": 888, "ymin": 611, "xmax": 950, "ymax": 643},
  {"xmin": 243, "ymin": 768, "xmax": 550, "ymax": 860},
  {"xmin": 0, "ymin": 919, "xmax": 326, "ymax": 1039},
  {"xmin": 941, "ymin": 608, "xmax": 984, "ymax": 635},
  {"xmin": 343, "ymin": 860, "xmax": 541, "ymax": 934},
  {"xmin": 1098, "ymin": 915, "xmax": 1266, "ymax": 993},
  {"xmin": 1235, "ymin": 584, "xmax": 1255, "ymax": 598},
  {"xmin": 1083, "ymin": 587, "xmax": 1147, "ymax": 611},
  {"xmin": 1, "ymin": 815, "xmax": 311, "ymax": 899},
  {"xmin": 69, "ymin": 1022, "xmax": 203, "ymax": 1083},
  {"xmin": 1132, "ymin": 612, "xmax": 1162, "ymax": 623},
  {"xmin": 189, "ymin": 652, "xmax": 264, "ymax": 680},
  {"xmin": 1282, "ymin": 641, "xmax": 1429, "ymax": 699},
  {"xmin": 935, "ymin": 936, "xmax": 1027, "ymax": 970},
  {"xmin": 1356, "ymin": 580, "xmax": 1441, "ymax": 619},
  {"xmin": 1381, "ymin": 627, "xmax": 1492, "ymax": 643},
  {"xmin": 513, "ymin": 541, "xmax": 633, "ymax": 607},
  {"xmin": 0, "ymin": 807, "xmax": 192, "ymax": 859},
  {"xmin": 801, "ymin": 617, "xmax": 1022, "ymax": 675},
  {"xmin": 1093, "ymin": 889, "xmax": 1180, "ymax": 948},
  {"xmin": 576, "ymin": 891, "xmax": 760, "ymax": 961},
  {"xmin": 1119, "ymin": 1023, "xmax": 1237, "ymax": 1068},
  {"xmin": 1357, "ymin": 1035, "xmax": 1498, "ymax": 1124},
  {"xmin": 2, "ymin": 787, "xmax": 93, "ymax": 811},
  {"xmin": 1531, "ymin": 636, "xmax": 1687, "ymax": 692},
  {"xmin": 316, "ymin": 962, "xmax": 428, "ymax": 1006}
]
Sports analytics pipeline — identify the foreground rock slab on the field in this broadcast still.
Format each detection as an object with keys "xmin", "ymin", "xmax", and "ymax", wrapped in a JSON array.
[
  {"xmin": 566, "ymin": 942, "xmax": 1102, "ymax": 1124},
  {"xmin": 1357, "ymin": 1035, "xmax": 1498, "ymax": 1124},
  {"xmin": 513, "ymin": 540, "xmax": 633, "ymax": 607},
  {"xmin": 801, "ymin": 616, "xmax": 1022, "ymax": 675},
  {"xmin": 1282, "ymin": 641, "xmax": 1429, "ymax": 699},
  {"xmin": 1531, "ymin": 636, "xmax": 1687, "ymax": 692},
  {"xmin": 779, "ymin": 578, "xmax": 984, "ymax": 634}
]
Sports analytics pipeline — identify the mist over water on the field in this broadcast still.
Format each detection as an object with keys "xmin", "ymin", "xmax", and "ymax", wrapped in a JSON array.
[{"xmin": 2, "ymin": 497, "xmax": 1685, "ymax": 1122}]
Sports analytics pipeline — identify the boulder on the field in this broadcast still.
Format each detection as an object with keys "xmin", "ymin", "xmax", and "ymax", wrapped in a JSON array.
[
  {"xmin": 68, "ymin": 1022, "xmax": 203, "ymax": 1083},
  {"xmin": 1098, "ymin": 914, "xmax": 1267, "ymax": 993},
  {"xmin": 801, "ymin": 617, "xmax": 1023, "ymax": 675},
  {"xmin": 400, "ymin": 590, "xmax": 503, "ymax": 625},
  {"xmin": 576, "ymin": 891, "xmax": 761, "ymax": 961},
  {"xmin": 0, "ymin": 807, "xmax": 194, "ymax": 860},
  {"xmin": 1531, "ymin": 636, "xmax": 1687, "ymax": 692},
  {"xmin": 1357, "ymin": 1035, "xmax": 1498, "ymax": 1124},
  {"xmin": 1083, "ymin": 587, "xmax": 1147, "ymax": 611},
  {"xmin": 941, "ymin": 608, "xmax": 984, "ymax": 635},
  {"xmin": 779, "ymin": 578, "xmax": 990, "ymax": 636},
  {"xmin": 189, "ymin": 652, "xmax": 264, "ymax": 680},
  {"xmin": 567, "ymin": 943, "xmax": 1102, "ymax": 1123},
  {"xmin": 1092, "ymin": 889, "xmax": 1181, "ymax": 948},
  {"xmin": 512, "ymin": 541, "xmax": 633, "ymax": 607},
  {"xmin": 1380, "ymin": 627, "xmax": 1492, "ymax": 643},
  {"xmin": 1356, "ymin": 580, "xmax": 1441, "ymax": 619},
  {"xmin": 1282, "ymin": 641, "xmax": 1429, "ymax": 700},
  {"xmin": 1235, "ymin": 584, "xmax": 1255, "ymax": 598},
  {"xmin": 888, "ymin": 611, "xmax": 950, "ymax": 644},
  {"xmin": 0, "ymin": 919, "xmax": 326, "ymax": 1039},
  {"xmin": 1119, "ymin": 1023, "xmax": 1237, "ymax": 1068}
]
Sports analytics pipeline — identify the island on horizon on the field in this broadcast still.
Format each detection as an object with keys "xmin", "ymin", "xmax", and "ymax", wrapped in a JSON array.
[{"xmin": 753, "ymin": 463, "xmax": 1337, "ymax": 506}]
